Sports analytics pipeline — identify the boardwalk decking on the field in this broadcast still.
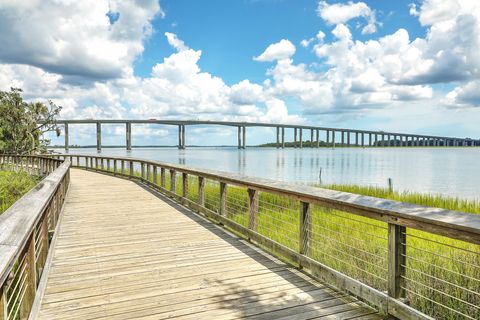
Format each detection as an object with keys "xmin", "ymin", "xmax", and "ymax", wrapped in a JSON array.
[{"xmin": 34, "ymin": 169, "xmax": 382, "ymax": 319}]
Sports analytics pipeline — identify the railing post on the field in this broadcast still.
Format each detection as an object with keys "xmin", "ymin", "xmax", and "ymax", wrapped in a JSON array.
[
  {"xmin": 219, "ymin": 182, "xmax": 227, "ymax": 216},
  {"xmin": 161, "ymin": 168, "xmax": 166, "ymax": 188},
  {"xmin": 0, "ymin": 288, "xmax": 5, "ymax": 320},
  {"xmin": 141, "ymin": 162, "xmax": 145, "ymax": 180},
  {"xmin": 20, "ymin": 236, "xmax": 37, "ymax": 318},
  {"xmin": 121, "ymin": 160, "xmax": 125, "ymax": 175},
  {"xmin": 40, "ymin": 215, "xmax": 49, "ymax": 272},
  {"xmin": 198, "ymin": 177, "xmax": 205, "ymax": 206},
  {"xmin": 153, "ymin": 166, "xmax": 158, "ymax": 185},
  {"xmin": 113, "ymin": 159, "xmax": 117, "ymax": 175},
  {"xmin": 146, "ymin": 164, "xmax": 151, "ymax": 182},
  {"xmin": 388, "ymin": 224, "xmax": 406, "ymax": 299},
  {"xmin": 299, "ymin": 201, "xmax": 311, "ymax": 257},
  {"xmin": 129, "ymin": 161, "xmax": 134, "ymax": 177},
  {"xmin": 170, "ymin": 170, "xmax": 176, "ymax": 193},
  {"xmin": 181, "ymin": 173, "xmax": 188, "ymax": 198},
  {"xmin": 248, "ymin": 188, "xmax": 259, "ymax": 231}
]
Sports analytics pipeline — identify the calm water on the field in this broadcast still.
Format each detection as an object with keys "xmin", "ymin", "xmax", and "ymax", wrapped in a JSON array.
[{"xmin": 58, "ymin": 147, "xmax": 480, "ymax": 201}]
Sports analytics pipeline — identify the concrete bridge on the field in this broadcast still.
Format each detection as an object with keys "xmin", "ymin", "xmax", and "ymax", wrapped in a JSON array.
[
  {"xmin": 1, "ymin": 155, "xmax": 479, "ymax": 320},
  {"xmin": 56, "ymin": 119, "xmax": 480, "ymax": 150}
]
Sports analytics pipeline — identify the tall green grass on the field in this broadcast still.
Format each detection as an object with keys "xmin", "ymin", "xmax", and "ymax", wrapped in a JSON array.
[
  {"xmin": 0, "ymin": 170, "xmax": 40, "ymax": 214},
  {"xmin": 324, "ymin": 184, "xmax": 480, "ymax": 214}
]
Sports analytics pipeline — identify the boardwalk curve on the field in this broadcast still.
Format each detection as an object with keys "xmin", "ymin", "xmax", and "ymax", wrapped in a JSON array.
[{"xmin": 34, "ymin": 169, "xmax": 380, "ymax": 319}]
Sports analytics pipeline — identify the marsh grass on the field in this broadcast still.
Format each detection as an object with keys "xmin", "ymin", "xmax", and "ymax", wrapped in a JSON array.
[
  {"xmin": 103, "ymin": 164, "xmax": 479, "ymax": 319},
  {"xmin": 0, "ymin": 170, "xmax": 40, "ymax": 214}
]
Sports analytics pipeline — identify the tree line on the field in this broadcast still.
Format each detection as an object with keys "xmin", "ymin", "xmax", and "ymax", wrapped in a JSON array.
[{"xmin": 0, "ymin": 88, "xmax": 61, "ymax": 154}]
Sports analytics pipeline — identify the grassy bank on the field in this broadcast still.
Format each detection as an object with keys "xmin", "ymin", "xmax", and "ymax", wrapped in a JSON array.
[
  {"xmin": 325, "ymin": 184, "xmax": 480, "ymax": 214},
  {"xmin": 0, "ymin": 170, "xmax": 40, "ymax": 214}
]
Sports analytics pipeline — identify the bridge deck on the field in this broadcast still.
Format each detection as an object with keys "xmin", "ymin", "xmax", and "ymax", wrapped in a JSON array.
[{"xmin": 34, "ymin": 169, "xmax": 381, "ymax": 319}]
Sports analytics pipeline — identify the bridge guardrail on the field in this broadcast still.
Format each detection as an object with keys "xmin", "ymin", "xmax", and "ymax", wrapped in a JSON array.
[
  {"xmin": 46, "ymin": 154, "xmax": 480, "ymax": 319},
  {"xmin": 0, "ymin": 155, "xmax": 70, "ymax": 320}
]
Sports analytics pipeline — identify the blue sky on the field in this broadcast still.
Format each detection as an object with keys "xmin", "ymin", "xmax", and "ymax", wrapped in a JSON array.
[
  {"xmin": 0, "ymin": 0, "xmax": 479, "ymax": 146},
  {"xmin": 136, "ymin": 0, "xmax": 426, "ymax": 85}
]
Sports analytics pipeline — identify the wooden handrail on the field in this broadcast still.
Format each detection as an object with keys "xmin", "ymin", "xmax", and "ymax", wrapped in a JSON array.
[{"xmin": 0, "ymin": 155, "xmax": 70, "ymax": 320}]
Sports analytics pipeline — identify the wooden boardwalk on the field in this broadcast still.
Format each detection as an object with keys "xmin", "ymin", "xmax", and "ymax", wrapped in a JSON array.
[{"xmin": 34, "ymin": 169, "xmax": 382, "ymax": 319}]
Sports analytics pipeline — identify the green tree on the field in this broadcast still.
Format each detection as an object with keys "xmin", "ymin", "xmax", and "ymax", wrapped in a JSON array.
[{"xmin": 0, "ymin": 88, "xmax": 62, "ymax": 154}]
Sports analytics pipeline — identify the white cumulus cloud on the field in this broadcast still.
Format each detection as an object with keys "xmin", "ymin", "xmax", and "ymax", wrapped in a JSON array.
[
  {"xmin": 0, "ymin": 0, "xmax": 162, "ymax": 83},
  {"xmin": 254, "ymin": 39, "xmax": 296, "ymax": 62},
  {"xmin": 317, "ymin": 1, "xmax": 377, "ymax": 34}
]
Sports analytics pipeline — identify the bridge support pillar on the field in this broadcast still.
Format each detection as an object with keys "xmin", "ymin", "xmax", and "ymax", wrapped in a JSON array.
[
  {"xmin": 64, "ymin": 123, "xmax": 69, "ymax": 151},
  {"xmin": 361, "ymin": 133, "xmax": 364, "ymax": 147},
  {"xmin": 310, "ymin": 129, "xmax": 314, "ymax": 147},
  {"xmin": 182, "ymin": 125, "xmax": 186, "ymax": 149},
  {"xmin": 355, "ymin": 132, "xmax": 359, "ymax": 147},
  {"xmin": 326, "ymin": 130, "xmax": 330, "ymax": 146},
  {"xmin": 126, "ymin": 123, "xmax": 132, "ymax": 150},
  {"xmin": 96, "ymin": 122, "xmax": 101, "ymax": 151},
  {"xmin": 178, "ymin": 125, "xmax": 182, "ymax": 149},
  {"xmin": 178, "ymin": 125, "xmax": 181, "ymax": 149},
  {"xmin": 332, "ymin": 131, "xmax": 336, "ymax": 148},
  {"xmin": 242, "ymin": 126, "xmax": 246, "ymax": 149},
  {"xmin": 238, "ymin": 126, "xmax": 242, "ymax": 149},
  {"xmin": 299, "ymin": 128, "xmax": 303, "ymax": 148},
  {"xmin": 368, "ymin": 133, "xmax": 372, "ymax": 147},
  {"xmin": 276, "ymin": 127, "xmax": 280, "ymax": 148},
  {"xmin": 281, "ymin": 127, "xmax": 285, "ymax": 148},
  {"xmin": 294, "ymin": 128, "xmax": 298, "ymax": 148},
  {"xmin": 341, "ymin": 131, "xmax": 345, "ymax": 146},
  {"xmin": 316, "ymin": 129, "xmax": 319, "ymax": 148},
  {"xmin": 347, "ymin": 132, "xmax": 350, "ymax": 147}
]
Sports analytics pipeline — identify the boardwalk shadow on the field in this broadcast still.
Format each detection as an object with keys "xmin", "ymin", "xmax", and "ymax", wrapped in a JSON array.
[{"xmin": 138, "ymin": 183, "xmax": 378, "ymax": 319}]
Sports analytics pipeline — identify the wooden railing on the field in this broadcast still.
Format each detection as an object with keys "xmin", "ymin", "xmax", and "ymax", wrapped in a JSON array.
[
  {"xmin": 0, "ymin": 155, "xmax": 70, "ymax": 320},
  {"xmin": 32, "ymin": 154, "xmax": 480, "ymax": 319}
]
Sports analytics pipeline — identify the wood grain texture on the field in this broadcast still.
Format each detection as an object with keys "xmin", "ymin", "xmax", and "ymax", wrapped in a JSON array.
[{"xmin": 35, "ymin": 169, "xmax": 381, "ymax": 320}]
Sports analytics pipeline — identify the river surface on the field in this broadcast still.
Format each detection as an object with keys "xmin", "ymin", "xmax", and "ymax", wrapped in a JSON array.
[{"xmin": 57, "ymin": 147, "xmax": 480, "ymax": 201}]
